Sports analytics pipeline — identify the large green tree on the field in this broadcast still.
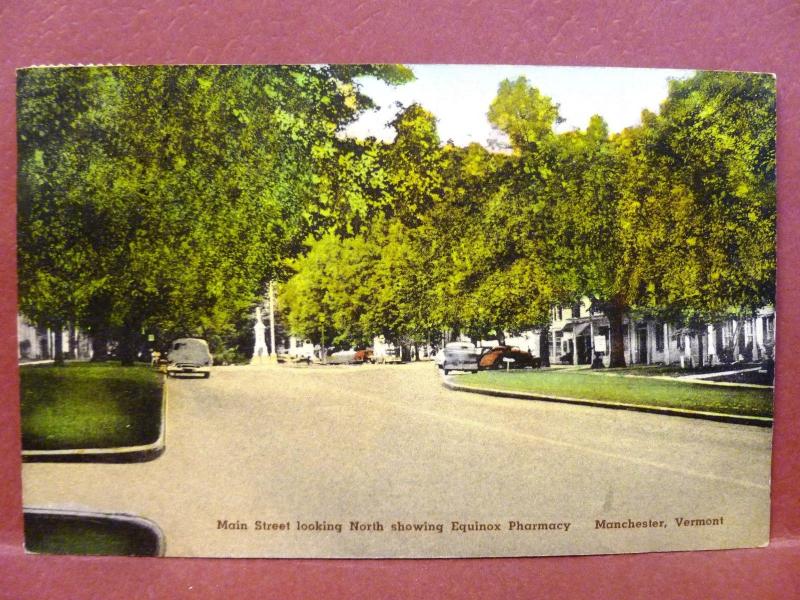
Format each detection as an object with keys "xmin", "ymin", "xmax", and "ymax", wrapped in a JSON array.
[
  {"xmin": 280, "ymin": 104, "xmax": 448, "ymax": 353},
  {"xmin": 550, "ymin": 114, "xmax": 631, "ymax": 366},
  {"xmin": 18, "ymin": 64, "xmax": 412, "ymax": 363},
  {"xmin": 484, "ymin": 78, "xmax": 571, "ymax": 363},
  {"xmin": 625, "ymin": 71, "xmax": 776, "ymax": 319}
]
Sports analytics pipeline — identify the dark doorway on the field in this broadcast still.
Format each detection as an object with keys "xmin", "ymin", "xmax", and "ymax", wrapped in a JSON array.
[
  {"xmin": 575, "ymin": 335, "xmax": 591, "ymax": 365},
  {"xmin": 636, "ymin": 327, "xmax": 648, "ymax": 364}
]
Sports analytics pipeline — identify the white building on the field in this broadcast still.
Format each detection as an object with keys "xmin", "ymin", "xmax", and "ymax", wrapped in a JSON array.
[
  {"xmin": 17, "ymin": 315, "xmax": 92, "ymax": 362},
  {"xmin": 284, "ymin": 336, "xmax": 316, "ymax": 360},
  {"xmin": 537, "ymin": 300, "xmax": 775, "ymax": 367}
]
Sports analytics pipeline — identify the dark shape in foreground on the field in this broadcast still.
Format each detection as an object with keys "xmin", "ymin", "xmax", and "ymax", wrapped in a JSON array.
[
  {"xmin": 20, "ymin": 363, "xmax": 163, "ymax": 453},
  {"xmin": 24, "ymin": 509, "xmax": 165, "ymax": 556}
]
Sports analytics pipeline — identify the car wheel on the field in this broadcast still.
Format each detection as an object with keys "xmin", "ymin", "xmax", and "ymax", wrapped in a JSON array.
[
  {"xmin": 203, "ymin": 372, "xmax": 210, "ymax": 379},
  {"xmin": 443, "ymin": 369, "xmax": 449, "ymax": 375}
]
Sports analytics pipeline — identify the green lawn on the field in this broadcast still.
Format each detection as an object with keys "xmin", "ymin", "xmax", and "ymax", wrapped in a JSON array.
[
  {"xmin": 24, "ymin": 511, "xmax": 162, "ymax": 556},
  {"xmin": 453, "ymin": 369, "xmax": 773, "ymax": 417},
  {"xmin": 20, "ymin": 363, "xmax": 163, "ymax": 450}
]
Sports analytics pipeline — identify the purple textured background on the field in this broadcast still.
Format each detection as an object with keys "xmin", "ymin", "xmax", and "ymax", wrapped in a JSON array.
[{"xmin": 1, "ymin": 2, "xmax": 798, "ymax": 598}]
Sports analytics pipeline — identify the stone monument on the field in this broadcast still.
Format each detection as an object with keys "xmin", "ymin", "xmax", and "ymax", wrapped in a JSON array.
[{"xmin": 251, "ymin": 306, "xmax": 269, "ymax": 364}]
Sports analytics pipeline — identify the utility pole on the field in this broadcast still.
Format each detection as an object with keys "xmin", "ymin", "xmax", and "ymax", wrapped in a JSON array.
[{"xmin": 268, "ymin": 280, "xmax": 277, "ymax": 363}]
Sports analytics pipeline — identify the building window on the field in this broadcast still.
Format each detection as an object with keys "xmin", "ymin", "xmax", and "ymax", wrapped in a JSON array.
[
  {"xmin": 572, "ymin": 303, "xmax": 581, "ymax": 318},
  {"xmin": 764, "ymin": 315, "xmax": 775, "ymax": 343},
  {"xmin": 723, "ymin": 322, "xmax": 733, "ymax": 348},
  {"xmin": 655, "ymin": 323, "xmax": 664, "ymax": 352},
  {"xmin": 557, "ymin": 306, "xmax": 563, "ymax": 321}
]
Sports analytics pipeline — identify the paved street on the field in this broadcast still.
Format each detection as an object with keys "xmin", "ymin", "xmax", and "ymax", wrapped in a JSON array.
[{"xmin": 22, "ymin": 362, "xmax": 773, "ymax": 557}]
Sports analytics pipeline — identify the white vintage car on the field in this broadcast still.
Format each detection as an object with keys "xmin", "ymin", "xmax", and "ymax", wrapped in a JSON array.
[
  {"xmin": 439, "ymin": 341, "xmax": 480, "ymax": 375},
  {"xmin": 166, "ymin": 338, "xmax": 213, "ymax": 378}
]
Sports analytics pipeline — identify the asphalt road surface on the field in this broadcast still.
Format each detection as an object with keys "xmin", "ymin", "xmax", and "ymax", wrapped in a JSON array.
[{"xmin": 22, "ymin": 362, "xmax": 772, "ymax": 557}]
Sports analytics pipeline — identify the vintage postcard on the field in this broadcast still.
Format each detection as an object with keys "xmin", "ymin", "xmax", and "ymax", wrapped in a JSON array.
[{"xmin": 18, "ymin": 64, "xmax": 775, "ymax": 557}]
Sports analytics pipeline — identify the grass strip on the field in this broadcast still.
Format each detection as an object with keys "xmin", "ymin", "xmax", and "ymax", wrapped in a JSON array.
[
  {"xmin": 21, "ymin": 363, "xmax": 163, "ymax": 450},
  {"xmin": 453, "ymin": 369, "xmax": 772, "ymax": 417}
]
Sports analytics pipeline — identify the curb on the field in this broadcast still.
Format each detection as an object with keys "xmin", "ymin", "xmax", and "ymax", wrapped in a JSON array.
[
  {"xmin": 22, "ymin": 373, "xmax": 168, "ymax": 463},
  {"xmin": 442, "ymin": 379, "xmax": 773, "ymax": 428}
]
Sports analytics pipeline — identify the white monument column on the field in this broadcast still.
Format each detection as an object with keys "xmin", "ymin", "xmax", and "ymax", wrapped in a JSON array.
[{"xmin": 251, "ymin": 306, "xmax": 268, "ymax": 365}]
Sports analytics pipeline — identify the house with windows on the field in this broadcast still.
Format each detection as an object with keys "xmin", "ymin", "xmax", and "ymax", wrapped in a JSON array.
[
  {"xmin": 17, "ymin": 315, "xmax": 92, "ymax": 362},
  {"xmin": 540, "ymin": 300, "xmax": 775, "ymax": 368}
]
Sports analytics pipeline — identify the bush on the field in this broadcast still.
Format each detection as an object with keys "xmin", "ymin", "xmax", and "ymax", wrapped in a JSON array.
[
  {"xmin": 213, "ymin": 347, "xmax": 248, "ymax": 365},
  {"xmin": 717, "ymin": 347, "xmax": 734, "ymax": 364}
]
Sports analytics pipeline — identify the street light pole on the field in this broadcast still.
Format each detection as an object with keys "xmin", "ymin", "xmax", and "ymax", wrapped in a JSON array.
[{"xmin": 269, "ymin": 280, "xmax": 277, "ymax": 362}]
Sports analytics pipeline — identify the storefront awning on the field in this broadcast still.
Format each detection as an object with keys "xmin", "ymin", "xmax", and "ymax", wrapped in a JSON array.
[{"xmin": 561, "ymin": 321, "xmax": 591, "ymax": 336}]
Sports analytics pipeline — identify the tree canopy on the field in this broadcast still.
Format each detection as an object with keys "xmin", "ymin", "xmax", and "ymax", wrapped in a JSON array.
[
  {"xmin": 279, "ymin": 70, "xmax": 775, "ymax": 365},
  {"xmin": 19, "ymin": 66, "xmax": 775, "ymax": 366},
  {"xmin": 18, "ymin": 64, "xmax": 413, "ymax": 362}
]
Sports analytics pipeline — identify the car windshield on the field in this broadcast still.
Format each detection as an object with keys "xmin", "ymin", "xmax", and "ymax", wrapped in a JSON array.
[{"xmin": 170, "ymin": 339, "xmax": 209, "ymax": 355}]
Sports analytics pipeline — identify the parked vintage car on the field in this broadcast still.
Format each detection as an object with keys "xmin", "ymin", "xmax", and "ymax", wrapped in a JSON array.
[
  {"xmin": 478, "ymin": 346, "xmax": 541, "ymax": 370},
  {"xmin": 354, "ymin": 348, "xmax": 374, "ymax": 363},
  {"xmin": 166, "ymin": 338, "xmax": 213, "ymax": 378},
  {"xmin": 441, "ymin": 341, "xmax": 480, "ymax": 375},
  {"xmin": 375, "ymin": 346, "xmax": 403, "ymax": 364},
  {"xmin": 326, "ymin": 348, "xmax": 374, "ymax": 364},
  {"xmin": 327, "ymin": 349, "xmax": 358, "ymax": 364}
]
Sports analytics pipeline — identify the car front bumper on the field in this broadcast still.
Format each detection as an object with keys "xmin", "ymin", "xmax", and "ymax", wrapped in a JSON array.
[
  {"xmin": 444, "ymin": 360, "xmax": 479, "ymax": 372},
  {"xmin": 166, "ymin": 364, "xmax": 211, "ymax": 374}
]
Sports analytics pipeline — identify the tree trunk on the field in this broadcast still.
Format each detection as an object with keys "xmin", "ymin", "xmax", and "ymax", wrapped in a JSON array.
[
  {"xmin": 606, "ymin": 299, "xmax": 627, "ymax": 368},
  {"xmin": 697, "ymin": 332, "xmax": 704, "ymax": 368},
  {"xmin": 731, "ymin": 317, "xmax": 744, "ymax": 361},
  {"xmin": 91, "ymin": 330, "xmax": 109, "ymax": 361},
  {"xmin": 53, "ymin": 322, "xmax": 65, "ymax": 366},
  {"xmin": 68, "ymin": 322, "xmax": 78, "ymax": 360},
  {"xmin": 539, "ymin": 324, "xmax": 551, "ymax": 367},
  {"xmin": 118, "ymin": 323, "xmax": 139, "ymax": 366},
  {"xmin": 496, "ymin": 329, "xmax": 506, "ymax": 346}
]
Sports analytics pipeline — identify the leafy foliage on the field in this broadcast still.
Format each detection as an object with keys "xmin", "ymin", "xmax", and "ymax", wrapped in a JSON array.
[
  {"xmin": 280, "ymin": 70, "xmax": 775, "ymax": 362},
  {"xmin": 18, "ymin": 65, "xmax": 411, "ymax": 362},
  {"xmin": 19, "ymin": 67, "xmax": 775, "ymax": 364}
]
